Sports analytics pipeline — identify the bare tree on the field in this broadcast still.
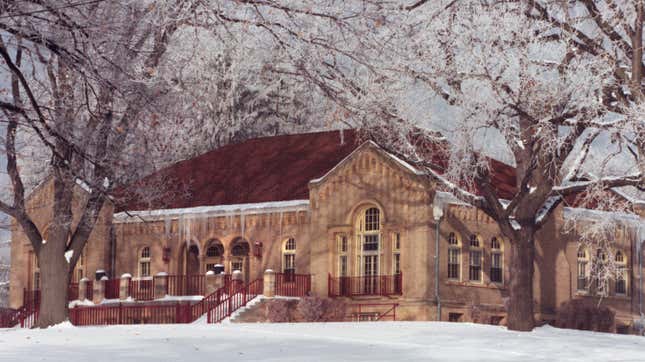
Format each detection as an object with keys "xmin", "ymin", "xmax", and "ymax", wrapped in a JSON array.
[
  {"xmin": 317, "ymin": 0, "xmax": 644, "ymax": 331},
  {"xmin": 0, "ymin": 0, "xmax": 377, "ymax": 327}
]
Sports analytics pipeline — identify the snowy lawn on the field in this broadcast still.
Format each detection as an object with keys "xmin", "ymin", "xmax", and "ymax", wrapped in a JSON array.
[{"xmin": 1, "ymin": 322, "xmax": 644, "ymax": 362}]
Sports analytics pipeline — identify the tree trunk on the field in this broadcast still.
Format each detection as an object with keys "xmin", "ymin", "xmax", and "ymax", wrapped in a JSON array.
[
  {"xmin": 507, "ymin": 230, "xmax": 536, "ymax": 331},
  {"xmin": 35, "ymin": 242, "xmax": 70, "ymax": 327}
]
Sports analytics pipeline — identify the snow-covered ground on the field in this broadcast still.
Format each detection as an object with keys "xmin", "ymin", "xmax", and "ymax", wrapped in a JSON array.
[{"xmin": 0, "ymin": 322, "xmax": 643, "ymax": 361}]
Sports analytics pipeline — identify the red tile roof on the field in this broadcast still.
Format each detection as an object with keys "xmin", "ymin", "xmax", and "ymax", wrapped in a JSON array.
[
  {"xmin": 115, "ymin": 130, "xmax": 360, "ymax": 212},
  {"xmin": 114, "ymin": 129, "xmax": 519, "ymax": 212}
]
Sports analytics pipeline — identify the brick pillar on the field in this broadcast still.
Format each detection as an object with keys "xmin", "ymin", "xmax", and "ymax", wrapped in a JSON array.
[
  {"xmin": 79, "ymin": 278, "xmax": 89, "ymax": 301},
  {"xmin": 232, "ymin": 270, "xmax": 244, "ymax": 291},
  {"xmin": 154, "ymin": 272, "xmax": 168, "ymax": 299},
  {"xmin": 120, "ymin": 273, "xmax": 132, "ymax": 300},
  {"xmin": 205, "ymin": 271, "xmax": 219, "ymax": 295},
  {"xmin": 94, "ymin": 277, "xmax": 106, "ymax": 303},
  {"xmin": 263, "ymin": 269, "xmax": 276, "ymax": 298}
]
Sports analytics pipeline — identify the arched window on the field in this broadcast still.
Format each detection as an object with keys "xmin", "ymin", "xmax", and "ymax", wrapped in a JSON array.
[
  {"xmin": 468, "ymin": 235, "xmax": 483, "ymax": 282},
  {"xmin": 282, "ymin": 238, "xmax": 296, "ymax": 275},
  {"xmin": 576, "ymin": 248, "xmax": 588, "ymax": 292},
  {"xmin": 204, "ymin": 240, "xmax": 224, "ymax": 272},
  {"xmin": 230, "ymin": 239, "xmax": 249, "ymax": 275},
  {"xmin": 139, "ymin": 247, "xmax": 151, "ymax": 277},
  {"xmin": 615, "ymin": 251, "xmax": 627, "ymax": 295},
  {"xmin": 594, "ymin": 249, "xmax": 608, "ymax": 295},
  {"xmin": 447, "ymin": 233, "xmax": 461, "ymax": 280},
  {"xmin": 356, "ymin": 206, "xmax": 381, "ymax": 294},
  {"xmin": 490, "ymin": 237, "xmax": 503, "ymax": 283}
]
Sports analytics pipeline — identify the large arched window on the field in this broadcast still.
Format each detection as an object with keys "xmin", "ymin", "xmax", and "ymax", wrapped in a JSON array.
[
  {"xmin": 356, "ymin": 207, "xmax": 381, "ymax": 276},
  {"xmin": 204, "ymin": 240, "xmax": 224, "ymax": 272},
  {"xmin": 139, "ymin": 247, "xmax": 151, "ymax": 278},
  {"xmin": 490, "ymin": 237, "xmax": 503, "ymax": 284},
  {"xmin": 447, "ymin": 233, "xmax": 461, "ymax": 280},
  {"xmin": 576, "ymin": 247, "xmax": 588, "ymax": 292},
  {"xmin": 468, "ymin": 235, "xmax": 483, "ymax": 283},
  {"xmin": 282, "ymin": 238, "xmax": 296, "ymax": 276},
  {"xmin": 615, "ymin": 251, "xmax": 627, "ymax": 295}
]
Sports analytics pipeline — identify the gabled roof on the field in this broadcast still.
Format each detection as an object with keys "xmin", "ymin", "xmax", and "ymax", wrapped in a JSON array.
[
  {"xmin": 115, "ymin": 130, "xmax": 360, "ymax": 212},
  {"xmin": 115, "ymin": 129, "xmax": 519, "ymax": 213}
]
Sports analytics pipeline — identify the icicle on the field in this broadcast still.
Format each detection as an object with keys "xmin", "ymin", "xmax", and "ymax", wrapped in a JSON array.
[
  {"xmin": 240, "ymin": 211, "xmax": 245, "ymax": 239},
  {"xmin": 279, "ymin": 211, "xmax": 284, "ymax": 238}
]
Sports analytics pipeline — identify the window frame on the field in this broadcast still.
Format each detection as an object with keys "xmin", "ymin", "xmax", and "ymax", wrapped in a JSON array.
[
  {"xmin": 139, "ymin": 246, "xmax": 152, "ymax": 278},
  {"xmin": 468, "ymin": 235, "xmax": 483, "ymax": 283},
  {"xmin": 356, "ymin": 206, "xmax": 381, "ymax": 277},
  {"xmin": 282, "ymin": 238, "xmax": 297, "ymax": 274},
  {"xmin": 490, "ymin": 237, "xmax": 503, "ymax": 284},
  {"xmin": 447, "ymin": 232, "xmax": 461, "ymax": 281},
  {"xmin": 614, "ymin": 250, "xmax": 627, "ymax": 296},
  {"xmin": 576, "ymin": 248, "xmax": 589, "ymax": 293}
]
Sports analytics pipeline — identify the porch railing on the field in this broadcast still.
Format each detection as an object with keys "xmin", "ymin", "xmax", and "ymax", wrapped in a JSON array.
[
  {"xmin": 105, "ymin": 279, "xmax": 120, "ymax": 299},
  {"xmin": 207, "ymin": 279, "xmax": 263, "ymax": 323},
  {"xmin": 70, "ymin": 302, "xmax": 194, "ymax": 326},
  {"xmin": 165, "ymin": 274, "xmax": 205, "ymax": 296},
  {"xmin": 328, "ymin": 273, "xmax": 402, "ymax": 297},
  {"xmin": 128, "ymin": 279, "xmax": 154, "ymax": 301},
  {"xmin": 275, "ymin": 272, "xmax": 311, "ymax": 297}
]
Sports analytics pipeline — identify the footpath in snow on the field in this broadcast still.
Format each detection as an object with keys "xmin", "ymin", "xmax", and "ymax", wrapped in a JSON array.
[{"xmin": 1, "ymin": 322, "xmax": 644, "ymax": 362}]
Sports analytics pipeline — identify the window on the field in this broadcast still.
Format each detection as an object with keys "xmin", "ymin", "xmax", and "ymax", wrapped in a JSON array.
[
  {"xmin": 207, "ymin": 245, "xmax": 223, "ymax": 257},
  {"xmin": 615, "ymin": 251, "xmax": 627, "ymax": 295},
  {"xmin": 447, "ymin": 233, "xmax": 460, "ymax": 280},
  {"xmin": 469, "ymin": 235, "xmax": 482, "ymax": 282},
  {"xmin": 490, "ymin": 237, "xmax": 503, "ymax": 283},
  {"xmin": 448, "ymin": 313, "xmax": 463, "ymax": 322},
  {"xmin": 356, "ymin": 207, "xmax": 381, "ymax": 277},
  {"xmin": 364, "ymin": 207, "xmax": 380, "ymax": 231},
  {"xmin": 594, "ymin": 249, "xmax": 608, "ymax": 296},
  {"xmin": 139, "ymin": 247, "xmax": 151, "ymax": 278},
  {"xmin": 76, "ymin": 253, "xmax": 84, "ymax": 282},
  {"xmin": 230, "ymin": 240, "xmax": 249, "ymax": 274},
  {"xmin": 204, "ymin": 240, "xmax": 224, "ymax": 272},
  {"xmin": 337, "ymin": 234, "xmax": 348, "ymax": 277},
  {"xmin": 392, "ymin": 233, "xmax": 401, "ymax": 275},
  {"xmin": 282, "ymin": 238, "xmax": 296, "ymax": 275},
  {"xmin": 576, "ymin": 248, "xmax": 588, "ymax": 292}
]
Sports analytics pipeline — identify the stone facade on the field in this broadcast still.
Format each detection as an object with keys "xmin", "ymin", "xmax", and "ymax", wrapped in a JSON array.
[{"xmin": 9, "ymin": 140, "xmax": 645, "ymax": 331}]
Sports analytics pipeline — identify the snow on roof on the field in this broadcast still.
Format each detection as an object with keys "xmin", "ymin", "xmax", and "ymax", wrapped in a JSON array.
[
  {"xmin": 310, "ymin": 140, "xmax": 424, "ymax": 184},
  {"xmin": 563, "ymin": 207, "xmax": 642, "ymax": 224},
  {"xmin": 114, "ymin": 199, "xmax": 310, "ymax": 223}
]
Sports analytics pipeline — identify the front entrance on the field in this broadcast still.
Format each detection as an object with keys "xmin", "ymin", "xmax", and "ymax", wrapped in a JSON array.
[{"xmin": 177, "ymin": 243, "xmax": 202, "ymax": 295}]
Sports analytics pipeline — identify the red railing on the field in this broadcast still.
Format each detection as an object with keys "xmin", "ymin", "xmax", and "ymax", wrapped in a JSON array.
[
  {"xmin": 346, "ymin": 303, "xmax": 399, "ymax": 322},
  {"xmin": 70, "ymin": 302, "xmax": 193, "ymax": 326},
  {"xmin": 275, "ymin": 273, "xmax": 311, "ymax": 297},
  {"xmin": 105, "ymin": 279, "xmax": 120, "ymax": 299},
  {"xmin": 0, "ymin": 308, "xmax": 21, "ymax": 328},
  {"xmin": 68, "ymin": 283, "xmax": 79, "ymax": 302},
  {"xmin": 128, "ymin": 279, "xmax": 154, "ymax": 301},
  {"xmin": 165, "ymin": 275, "xmax": 205, "ymax": 296},
  {"xmin": 328, "ymin": 274, "xmax": 402, "ymax": 297},
  {"xmin": 207, "ymin": 279, "xmax": 263, "ymax": 323},
  {"xmin": 1, "ymin": 289, "xmax": 43, "ymax": 328}
]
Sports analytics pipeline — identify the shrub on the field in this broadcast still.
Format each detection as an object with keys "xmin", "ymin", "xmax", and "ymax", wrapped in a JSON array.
[
  {"xmin": 297, "ymin": 297, "xmax": 347, "ymax": 322},
  {"xmin": 265, "ymin": 299, "xmax": 293, "ymax": 323},
  {"xmin": 555, "ymin": 299, "xmax": 615, "ymax": 333}
]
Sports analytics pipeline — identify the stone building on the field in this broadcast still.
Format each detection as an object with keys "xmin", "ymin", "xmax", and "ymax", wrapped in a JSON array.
[{"xmin": 9, "ymin": 130, "xmax": 645, "ymax": 329}]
